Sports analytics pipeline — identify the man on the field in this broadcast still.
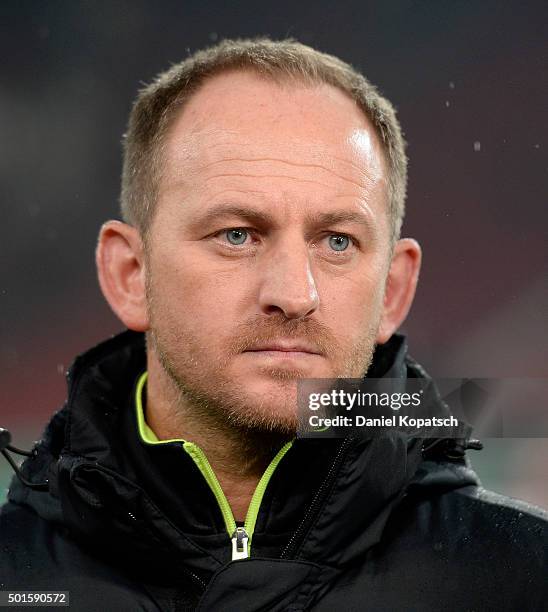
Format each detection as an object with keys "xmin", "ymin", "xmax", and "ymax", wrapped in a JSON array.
[{"xmin": 0, "ymin": 38, "xmax": 545, "ymax": 611}]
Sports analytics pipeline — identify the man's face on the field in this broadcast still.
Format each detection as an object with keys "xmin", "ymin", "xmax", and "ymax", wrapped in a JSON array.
[{"xmin": 145, "ymin": 70, "xmax": 392, "ymax": 434}]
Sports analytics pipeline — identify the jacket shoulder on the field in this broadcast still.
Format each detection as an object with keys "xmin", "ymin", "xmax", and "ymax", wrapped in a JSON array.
[
  {"xmin": 362, "ymin": 483, "xmax": 548, "ymax": 610},
  {"xmin": 452, "ymin": 484, "xmax": 547, "ymax": 566},
  {"xmin": 415, "ymin": 483, "xmax": 547, "ymax": 558},
  {"xmin": 456, "ymin": 484, "xmax": 547, "ymax": 522},
  {"xmin": 452, "ymin": 484, "xmax": 547, "ymax": 549}
]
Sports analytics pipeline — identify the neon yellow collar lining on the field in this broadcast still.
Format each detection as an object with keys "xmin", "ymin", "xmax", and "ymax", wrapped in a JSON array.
[{"xmin": 134, "ymin": 371, "xmax": 293, "ymax": 551}]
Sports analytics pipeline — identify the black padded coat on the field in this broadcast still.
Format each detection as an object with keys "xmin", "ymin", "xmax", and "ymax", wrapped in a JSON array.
[{"xmin": 1, "ymin": 331, "xmax": 546, "ymax": 611}]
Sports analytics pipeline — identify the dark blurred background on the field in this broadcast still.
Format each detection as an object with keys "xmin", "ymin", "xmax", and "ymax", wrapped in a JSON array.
[{"xmin": 1, "ymin": 1, "xmax": 547, "ymax": 506}]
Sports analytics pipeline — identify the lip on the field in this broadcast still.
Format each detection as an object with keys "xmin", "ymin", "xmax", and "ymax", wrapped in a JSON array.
[{"xmin": 244, "ymin": 341, "xmax": 321, "ymax": 355}]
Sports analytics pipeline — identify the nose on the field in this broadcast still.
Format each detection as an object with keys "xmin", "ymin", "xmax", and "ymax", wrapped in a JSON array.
[{"xmin": 257, "ymin": 239, "xmax": 320, "ymax": 319}]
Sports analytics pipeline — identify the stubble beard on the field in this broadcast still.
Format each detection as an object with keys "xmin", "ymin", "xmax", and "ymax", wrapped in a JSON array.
[{"xmin": 145, "ymin": 276, "xmax": 381, "ymax": 443}]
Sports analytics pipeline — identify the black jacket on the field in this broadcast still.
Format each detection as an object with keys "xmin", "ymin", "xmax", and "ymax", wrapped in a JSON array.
[{"xmin": 0, "ymin": 331, "xmax": 546, "ymax": 611}]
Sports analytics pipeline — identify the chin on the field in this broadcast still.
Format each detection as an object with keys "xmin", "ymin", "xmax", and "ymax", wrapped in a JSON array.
[
  {"xmin": 224, "ymin": 378, "xmax": 300, "ymax": 434},
  {"xmin": 240, "ymin": 375, "xmax": 299, "ymax": 403}
]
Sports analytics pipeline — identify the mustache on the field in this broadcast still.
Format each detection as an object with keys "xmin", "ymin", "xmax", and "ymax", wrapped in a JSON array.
[{"xmin": 228, "ymin": 313, "xmax": 338, "ymax": 355}]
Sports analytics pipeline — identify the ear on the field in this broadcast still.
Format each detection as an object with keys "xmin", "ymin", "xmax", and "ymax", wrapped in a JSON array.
[
  {"xmin": 96, "ymin": 221, "xmax": 149, "ymax": 331},
  {"xmin": 376, "ymin": 238, "xmax": 422, "ymax": 344}
]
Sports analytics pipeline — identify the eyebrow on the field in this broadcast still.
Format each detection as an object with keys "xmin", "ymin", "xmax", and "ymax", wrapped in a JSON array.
[
  {"xmin": 191, "ymin": 203, "xmax": 376, "ymax": 234},
  {"xmin": 308, "ymin": 210, "xmax": 374, "ymax": 230},
  {"xmin": 193, "ymin": 204, "xmax": 277, "ymax": 229}
]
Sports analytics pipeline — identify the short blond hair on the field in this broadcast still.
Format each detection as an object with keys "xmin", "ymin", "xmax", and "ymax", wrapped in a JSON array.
[{"xmin": 120, "ymin": 37, "xmax": 407, "ymax": 243}]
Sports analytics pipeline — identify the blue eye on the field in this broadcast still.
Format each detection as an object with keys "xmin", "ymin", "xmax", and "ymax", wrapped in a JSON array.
[
  {"xmin": 328, "ymin": 235, "xmax": 350, "ymax": 251},
  {"xmin": 225, "ymin": 229, "xmax": 248, "ymax": 245}
]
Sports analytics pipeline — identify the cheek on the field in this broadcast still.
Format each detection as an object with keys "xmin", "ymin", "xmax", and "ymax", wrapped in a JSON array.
[
  {"xmin": 149, "ymin": 250, "xmax": 252, "ymax": 335},
  {"xmin": 317, "ymin": 259, "xmax": 386, "ymax": 321}
]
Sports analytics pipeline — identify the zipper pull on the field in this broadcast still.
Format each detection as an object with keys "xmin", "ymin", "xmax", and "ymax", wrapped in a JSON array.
[{"xmin": 231, "ymin": 527, "xmax": 249, "ymax": 560}]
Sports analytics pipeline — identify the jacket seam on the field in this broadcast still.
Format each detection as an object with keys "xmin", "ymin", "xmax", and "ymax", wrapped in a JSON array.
[{"xmin": 292, "ymin": 441, "xmax": 355, "ymax": 560}]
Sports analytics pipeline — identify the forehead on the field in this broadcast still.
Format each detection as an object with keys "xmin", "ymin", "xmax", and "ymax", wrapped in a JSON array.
[{"xmin": 159, "ymin": 70, "xmax": 388, "ymax": 220}]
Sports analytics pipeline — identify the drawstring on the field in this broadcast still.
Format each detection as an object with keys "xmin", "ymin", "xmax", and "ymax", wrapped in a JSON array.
[
  {"xmin": 0, "ymin": 428, "xmax": 49, "ymax": 491},
  {"xmin": 422, "ymin": 436, "xmax": 483, "ymax": 461},
  {"xmin": 421, "ymin": 419, "xmax": 483, "ymax": 461}
]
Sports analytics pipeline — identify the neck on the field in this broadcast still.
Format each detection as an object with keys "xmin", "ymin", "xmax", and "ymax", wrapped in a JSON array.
[{"xmin": 145, "ymin": 353, "xmax": 289, "ymax": 522}]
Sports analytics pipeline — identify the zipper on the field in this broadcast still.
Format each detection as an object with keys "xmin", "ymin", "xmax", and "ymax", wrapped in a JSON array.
[
  {"xmin": 280, "ymin": 437, "xmax": 353, "ymax": 559},
  {"xmin": 183, "ymin": 440, "xmax": 293, "ymax": 561},
  {"xmin": 136, "ymin": 372, "xmax": 294, "ymax": 561},
  {"xmin": 231, "ymin": 526, "xmax": 249, "ymax": 560}
]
